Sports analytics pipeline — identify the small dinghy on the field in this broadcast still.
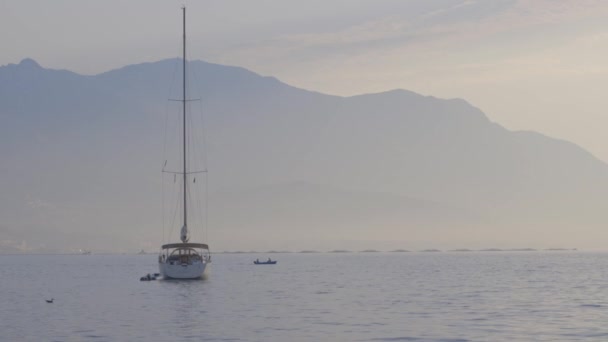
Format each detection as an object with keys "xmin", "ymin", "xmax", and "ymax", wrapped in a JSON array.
[
  {"xmin": 140, "ymin": 273, "xmax": 157, "ymax": 281},
  {"xmin": 254, "ymin": 259, "xmax": 277, "ymax": 265}
]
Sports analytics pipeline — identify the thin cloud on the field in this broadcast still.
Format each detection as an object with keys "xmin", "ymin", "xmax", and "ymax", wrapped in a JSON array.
[{"xmin": 216, "ymin": 0, "xmax": 608, "ymax": 67}]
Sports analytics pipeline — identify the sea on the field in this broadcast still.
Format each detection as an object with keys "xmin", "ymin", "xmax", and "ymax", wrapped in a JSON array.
[{"xmin": 2, "ymin": 251, "xmax": 608, "ymax": 341}]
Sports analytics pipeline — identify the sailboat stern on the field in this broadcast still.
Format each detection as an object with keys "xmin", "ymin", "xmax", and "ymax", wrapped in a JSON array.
[{"xmin": 158, "ymin": 242, "xmax": 211, "ymax": 279}]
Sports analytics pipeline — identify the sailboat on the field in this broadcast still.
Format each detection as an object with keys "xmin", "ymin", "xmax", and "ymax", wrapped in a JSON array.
[{"xmin": 158, "ymin": 6, "xmax": 211, "ymax": 279}]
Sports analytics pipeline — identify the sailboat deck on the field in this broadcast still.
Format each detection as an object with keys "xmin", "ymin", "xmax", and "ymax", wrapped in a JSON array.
[{"xmin": 161, "ymin": 242, "xmax": 209, "ymax": 250}]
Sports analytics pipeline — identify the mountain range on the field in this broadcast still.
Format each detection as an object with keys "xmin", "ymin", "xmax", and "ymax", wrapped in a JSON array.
[{"xmin": 1, "ymin": 58, "xmax": 606, "ymax": 252}]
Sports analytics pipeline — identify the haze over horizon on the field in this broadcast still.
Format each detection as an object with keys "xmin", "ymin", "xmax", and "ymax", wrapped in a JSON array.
[{"xmin": 2, "ymin": 1, "xmax": 608, "ymax": 253}]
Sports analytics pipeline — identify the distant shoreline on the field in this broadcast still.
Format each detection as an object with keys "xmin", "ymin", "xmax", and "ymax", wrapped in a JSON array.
[{"xmin": 0, "ymin": 248, "xmax": 581, "ymax": 255}]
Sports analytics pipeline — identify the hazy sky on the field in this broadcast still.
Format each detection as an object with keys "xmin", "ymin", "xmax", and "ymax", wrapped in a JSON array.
[{"xmin": 3, "ymin": 0, "xmax": 608, "ymax": 162}]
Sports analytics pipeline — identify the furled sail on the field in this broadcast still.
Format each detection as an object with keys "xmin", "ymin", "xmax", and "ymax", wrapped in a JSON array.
[{"xmin": 180, "ymin": 224, "xmax": 190, "ymax": 243}]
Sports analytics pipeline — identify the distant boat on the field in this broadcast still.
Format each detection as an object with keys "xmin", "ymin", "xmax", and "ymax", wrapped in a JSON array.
[
  {"xmin": 137, "ymin": 249, "xmax": 146, "ymax": 255},
  {"xmin": 79, "ymin": 249, "xmax": 91, "ymax": 255},
  {"xmin": 158, "ymin": 7, "xmax": 211, "ymax": 279},
  {"xmin": 254, "ymin": 259, "xmax": 277, "ymax": 265}
]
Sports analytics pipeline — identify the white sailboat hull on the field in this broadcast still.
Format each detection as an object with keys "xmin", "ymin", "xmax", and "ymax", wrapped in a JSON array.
[{"xmin": 159, "ymin": 260, "xmax": 210, "ymax": 279}]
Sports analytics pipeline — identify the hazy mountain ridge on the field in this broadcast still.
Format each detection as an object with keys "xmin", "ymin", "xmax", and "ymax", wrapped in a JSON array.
[{"xmin": 1, "ymin": 58, "xmax": 607, "ymax": 252}]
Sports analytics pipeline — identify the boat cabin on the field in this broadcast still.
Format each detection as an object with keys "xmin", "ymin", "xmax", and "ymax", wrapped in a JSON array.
[{"xmin": 159, "ymin": 243, "xmax": 210, "ymax": 266}]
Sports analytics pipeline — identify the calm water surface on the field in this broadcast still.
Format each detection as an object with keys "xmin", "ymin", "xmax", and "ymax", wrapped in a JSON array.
[{"xmin": 2, "ymin": 252, "xmax": 608, "ymax": 341}]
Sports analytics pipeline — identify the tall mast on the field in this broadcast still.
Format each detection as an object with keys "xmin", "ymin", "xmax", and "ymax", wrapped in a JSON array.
[{"xmin": 182, "ymin": 6, "xmax": 188, "ymax": 239}]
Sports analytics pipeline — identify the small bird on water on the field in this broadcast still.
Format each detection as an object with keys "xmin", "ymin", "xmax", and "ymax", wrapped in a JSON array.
[{"xmin": 46, "ymin": 298, "xmax": 54, "ymax": 303}]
